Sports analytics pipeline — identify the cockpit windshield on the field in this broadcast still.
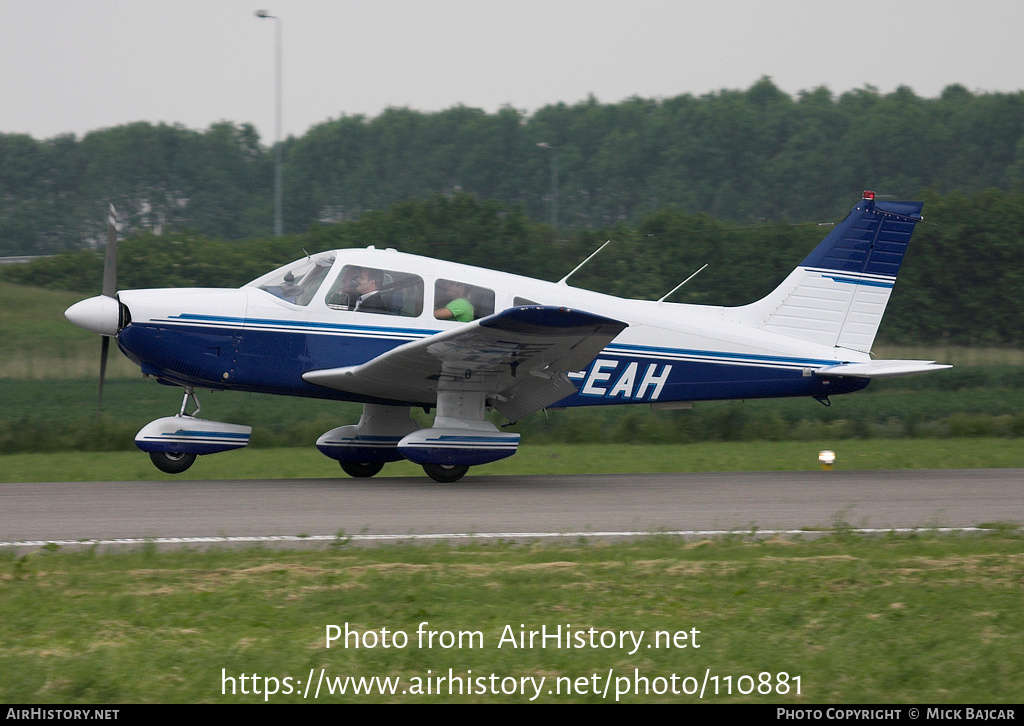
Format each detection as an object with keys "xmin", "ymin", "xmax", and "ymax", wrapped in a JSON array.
[{"xmin": 247, "ymin": 251, "xmax": 337, "ymax": 306}]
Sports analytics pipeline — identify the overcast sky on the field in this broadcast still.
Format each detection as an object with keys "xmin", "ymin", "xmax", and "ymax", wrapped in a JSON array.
[{"xmin": 3, "ymin": 0, "xmax": 1023, "ymax": 145}]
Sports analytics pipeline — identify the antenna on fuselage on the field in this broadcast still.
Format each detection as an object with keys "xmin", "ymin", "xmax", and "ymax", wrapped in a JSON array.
[
  {"xmin": 558, "ymin": 239, "xmax": 611, "ymax": 286},
  {"xmin": 657, "ymin": 263, "xmax": 708, "ymax": 303}
]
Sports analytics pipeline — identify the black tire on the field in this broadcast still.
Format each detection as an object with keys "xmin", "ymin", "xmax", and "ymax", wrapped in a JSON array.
[
  {"xmin": 340, "ymin": 461, "xmax": 385, "ymax": 478},
  {"xmin": 149, "ymin": 451, "xmax": 197, "ymax": 474},
  {"xmin": 422, "ymin": 463, "xmax": 469, "ymax": 483}
]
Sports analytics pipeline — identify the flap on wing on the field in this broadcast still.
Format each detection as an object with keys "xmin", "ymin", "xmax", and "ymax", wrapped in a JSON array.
[
  {"xmin": 303, "ymin": 306, "xmax": 627, "ymax": 415},
  {"xmin": 815, "ymin": 359, "xmax": 952, "ymax": 379}
]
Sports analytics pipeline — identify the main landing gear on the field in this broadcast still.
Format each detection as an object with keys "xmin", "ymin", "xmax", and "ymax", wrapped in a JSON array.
[
  {"xmin": 338, "ymin": 460, "xmax": 468, "ymax": 482},
  {"xmin": 316, "ymin": 404, "xmax": 479, "ymax": 483},
  {"xmin": 316, "ymin": 396, "xmax": 519, "ymax": 483},
  {"xmin": 339, "ymin": 461, "xmax": 385, "ymax": 478},
  {"xmin": 421, "ymin": 464, "xmax": 470, "ymax": 483}
]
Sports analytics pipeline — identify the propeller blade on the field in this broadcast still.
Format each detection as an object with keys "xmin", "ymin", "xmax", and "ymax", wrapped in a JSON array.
[
  {"xmin": 98, "ymin": 335, "xmax": 110, "ymax": 413},
  {"xmin": 102, "ymin": 204, "xmax": 117, "ymax": 298},
  {"xmin": 98, "ymin": 203, "xmax": 117, "ymax": 412}
]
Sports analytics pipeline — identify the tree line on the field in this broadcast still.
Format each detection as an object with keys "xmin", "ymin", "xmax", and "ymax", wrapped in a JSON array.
[
  {"xmin": 3, "ymin": 78, "xmax": 1024, "ymax": 255},
  {"xmin": 5, "ymin": 189, "xmax": 1022, "ymax": 347}
]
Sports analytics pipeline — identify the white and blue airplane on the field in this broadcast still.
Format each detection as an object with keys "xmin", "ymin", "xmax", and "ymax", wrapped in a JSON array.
[{"xmin": 65, "ymin": 192, "xmax": 949, "ymax": 481}]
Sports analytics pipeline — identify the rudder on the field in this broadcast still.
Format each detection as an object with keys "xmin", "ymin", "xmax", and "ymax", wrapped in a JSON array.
[{"xmin": 736, "ymin": 192, "xmax": 924, "ymax": 353}]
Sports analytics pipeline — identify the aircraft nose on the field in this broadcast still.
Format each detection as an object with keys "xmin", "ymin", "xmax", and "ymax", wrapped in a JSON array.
[{"xmin": 65, "ymin": 295, "xmax": 121, "ymax": 337}]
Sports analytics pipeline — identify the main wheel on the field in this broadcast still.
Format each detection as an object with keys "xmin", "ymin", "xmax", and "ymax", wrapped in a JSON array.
[
  {"xmin": 340, "ymin": 461, "xmax": 385, "ymax": 478},
  {"xmin": 422, "ymin": 463, "xmax": 469, "ymax": 483},
  {"xmin": 149, "ymin": 451, "xmax": 197, "ymax": 474}
]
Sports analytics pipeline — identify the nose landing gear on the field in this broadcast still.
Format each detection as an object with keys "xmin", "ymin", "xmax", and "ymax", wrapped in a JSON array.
[
  {"xmin": 149, "ymin": 450, "xmax": 198, "ymax": 474},
  {"xmin": 134, "ymin": 388, "xmax": 252, "ymax": 474}
]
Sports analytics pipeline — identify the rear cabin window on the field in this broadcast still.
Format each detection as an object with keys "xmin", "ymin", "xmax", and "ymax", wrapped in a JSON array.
[
  {"xmin": 433, "ymin": 279, "xmax": 495, "ymax": 322},
  {"xmin": 325, "ymin": 265, "xmax": 424, "ymax": 317}
]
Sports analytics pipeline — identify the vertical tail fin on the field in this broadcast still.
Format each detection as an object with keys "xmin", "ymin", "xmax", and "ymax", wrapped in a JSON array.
[{"xmin": 737, "ymin": 192, "xmax": 924, "ymax": 353}]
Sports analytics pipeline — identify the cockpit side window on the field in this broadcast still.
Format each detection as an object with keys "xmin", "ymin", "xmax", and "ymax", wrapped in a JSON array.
[
  {"xmin": 434, "ymin": 279, "xmax": 495, "ymax": 322},
  {"xmin": 325, "ymin": 265, "xmax": 424, "ymax": 317},
  {"xmin": 252, "ymin": 252, "xmax": 336, "ymax": 306}
]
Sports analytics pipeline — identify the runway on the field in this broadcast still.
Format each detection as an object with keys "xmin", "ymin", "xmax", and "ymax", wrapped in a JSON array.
[{"xmin": 2, "ymin": 469, "xmax": 1022, "ymax": 547}]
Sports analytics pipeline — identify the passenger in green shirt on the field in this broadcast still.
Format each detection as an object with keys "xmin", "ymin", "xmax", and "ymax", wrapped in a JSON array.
[{"xmin": 434, "ymin": 280, "xmax": 475, "ymax": 322}]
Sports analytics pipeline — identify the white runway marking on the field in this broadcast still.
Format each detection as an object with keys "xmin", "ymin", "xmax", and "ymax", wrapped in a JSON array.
[{"xmin": 0, "ymin": 526, "xmax": 1007, "ymax": 550}]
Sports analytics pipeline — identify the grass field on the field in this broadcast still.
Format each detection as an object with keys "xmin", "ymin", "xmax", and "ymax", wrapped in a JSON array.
[{"xmin": 2, "ymin": 533, "xmax": 1022, "ymax": 703}]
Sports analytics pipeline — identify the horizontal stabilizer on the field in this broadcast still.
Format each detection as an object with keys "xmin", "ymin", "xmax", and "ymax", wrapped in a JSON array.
[{"xmin": 815, "ymin": 360, "xmax": 952, "ymax": 379}]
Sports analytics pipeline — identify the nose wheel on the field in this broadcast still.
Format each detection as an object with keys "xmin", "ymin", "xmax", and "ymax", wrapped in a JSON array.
[
  {"xmin": 136, "ymin": 387, "xmax": 252, "ymax": 474},
  {"xmin": 149, "ymin": 451, "xmax": 197, "ymax": 474}
]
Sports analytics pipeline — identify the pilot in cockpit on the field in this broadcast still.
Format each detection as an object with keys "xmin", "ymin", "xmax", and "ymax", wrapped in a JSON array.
[{"xmin": 345, "ymin": 267, "xmax": 390, "ymax": 314}]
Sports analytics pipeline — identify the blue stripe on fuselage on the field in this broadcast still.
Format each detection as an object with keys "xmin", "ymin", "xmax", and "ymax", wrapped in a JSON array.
[
  {"xmin": 171, "ymin": 312, "xmax": 436, "ymax": 339},
  {"xmin": 604, "ymin": 342, "xmax": 840, "ymax": 368}
]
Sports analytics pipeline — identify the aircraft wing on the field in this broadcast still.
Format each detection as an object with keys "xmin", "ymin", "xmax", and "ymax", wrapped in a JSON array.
[
  {"xmin": 815, "ymin": 360, "xmax": 952, "ymax": 378},
  {"xmin": 303, "ymin": 306, "xmax": 628, "ymax": 421}
]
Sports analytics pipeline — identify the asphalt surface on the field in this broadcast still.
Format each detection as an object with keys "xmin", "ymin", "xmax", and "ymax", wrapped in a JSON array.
[{"xmin": 2, "ymin": 469, "xmax": 1022, "ymax": 545}]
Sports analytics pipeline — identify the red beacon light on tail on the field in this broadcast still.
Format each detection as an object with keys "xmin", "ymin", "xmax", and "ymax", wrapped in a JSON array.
[{"xmin": 862, "ymin": 190, "xmax": 876, "ymax": 200}]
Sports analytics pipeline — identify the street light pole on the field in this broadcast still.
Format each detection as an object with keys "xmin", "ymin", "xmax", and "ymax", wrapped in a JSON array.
[
  {"xmin": 255, "ymin": 9, "xmax": 283, "ymax": 236},
  {"xmin": 536, "ymin": 142, "xmax": 558, "ymax": 235}
]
